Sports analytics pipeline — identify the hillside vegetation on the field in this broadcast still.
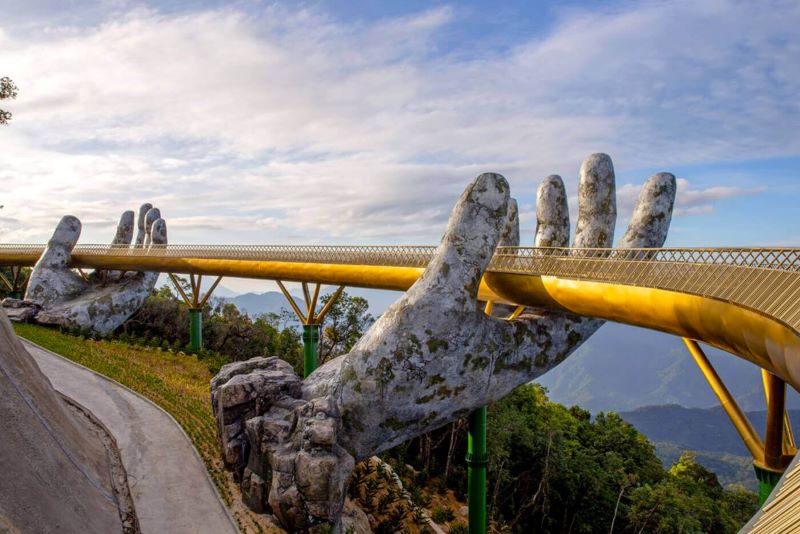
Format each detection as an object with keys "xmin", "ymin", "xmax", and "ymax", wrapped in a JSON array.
[
  {"xmin": 381, "ymin": 384, "xmax": 758, "ymax": 533},
  {"xmin": 620, "ymin": 404, "xmax": 800, "ymax": 490}
]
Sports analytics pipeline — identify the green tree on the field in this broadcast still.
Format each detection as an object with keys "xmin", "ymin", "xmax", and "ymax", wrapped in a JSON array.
[
  {"xmin": 0, "ymin": 266, "xmax": 30, "ymax": 298},
  {"xmin": 318, "ymin": 291, "xmax": 374, "ymax": 364},
  {"xmin": 116, "ymin": 288, "xmax": 303, "ymax": 369},
  {"xmin": 380, "ymin": 384, "xmax": 758, "ymax": 534},
  {"xmin": 722, "ymin": 484, "xmax": 759, "ymax": 527},
  {"xmin": 1, "ymin": 77, "xmax": 18, "ymax": 125}
]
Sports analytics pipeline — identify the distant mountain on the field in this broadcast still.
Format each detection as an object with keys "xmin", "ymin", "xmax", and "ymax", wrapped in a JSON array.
[
  {"xmin": 620, "ymin": 404, "xmax": 800, "ymax": 457},
  {"xmin": 225, "ymin": 291, "xmax": 300, "ymax": 317},
  {"xmin": 619, "ymin": 404, "xmax": 800, "ymax": 490},
  {"xmin": 219, "ymin": 287, "xmax": 402, "ymax": 320},
  {"xmin": 212, "ymin": 285, "xmax": 241, "ymax": 298},
  {"xmin": 536, "ymin": 322, "xmax": 800, "ymax": 413}
]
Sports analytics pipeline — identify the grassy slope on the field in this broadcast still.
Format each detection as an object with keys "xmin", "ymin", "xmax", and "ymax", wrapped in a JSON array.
[{"xmin": 13, "ymin": 323, "xmax": 230, "ymax": 503}]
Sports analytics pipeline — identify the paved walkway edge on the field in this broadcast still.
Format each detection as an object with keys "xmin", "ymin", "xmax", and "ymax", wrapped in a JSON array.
[{"xmin": 20, "ymin": 337, "xmax": 240, "ymax": 533}]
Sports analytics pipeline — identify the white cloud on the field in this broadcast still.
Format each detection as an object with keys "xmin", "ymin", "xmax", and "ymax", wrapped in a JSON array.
[
  {"xmin": 615, "ymin": 178, "xmax": 763, "ymax": 218},
  {"xmin": 673, "ymin": 178, "xmax": 765, "ymax": 216},
  {"xmin": 0, "ymin": 0, "xmax": 796, "ymax": 246}
]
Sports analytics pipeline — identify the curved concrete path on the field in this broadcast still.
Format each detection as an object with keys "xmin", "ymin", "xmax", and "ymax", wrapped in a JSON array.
[{"xmin": 21, "ymin": 339, "xmax": 239, "ymax": 534}]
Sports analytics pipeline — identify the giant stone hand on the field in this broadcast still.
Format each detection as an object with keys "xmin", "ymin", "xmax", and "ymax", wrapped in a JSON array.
[
  {"xmin": 212, "ymin": 154, "xmax": 677, "ymax": 532},
  {"xmin": 21, "ymin": 204, "xmax": 167, "ymax": 334}
]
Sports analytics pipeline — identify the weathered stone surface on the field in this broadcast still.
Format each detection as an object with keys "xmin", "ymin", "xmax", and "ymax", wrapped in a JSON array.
[
  {"xmin": 6, "ymin": 205, "xmax": 167, "ymax": 335},
  {"xmin": 619, "ymin": 172, "xmax": 677, "ymax": 248},
  {"xmin": 213, "ymin": 154, "xmax": 678, "ymax": 532},
  {"xmin": 0, "ymin": 298, "xmax": 40, "ymax": 321},
  {"xmin": 213, "ymin": 358, "xmax": 355, "ymax": 532},
  {"xmin": 535, "ymin": 175, "xmax": 569, "ymax": 247},
  {"xmin": 340, "ymin": 498, "xmax": 371, "ymax": 534}
]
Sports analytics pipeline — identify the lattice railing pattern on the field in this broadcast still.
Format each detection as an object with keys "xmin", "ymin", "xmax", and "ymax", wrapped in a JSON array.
[
  {"xmin": 491, "ymin": 248, "xmax": 800, "ymax": 331},
  {"xmin": 2, "ymin": 244, "xmax": 800, "ymax": 330}
]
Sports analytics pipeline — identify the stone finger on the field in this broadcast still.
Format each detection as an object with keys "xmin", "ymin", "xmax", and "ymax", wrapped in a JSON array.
[
  {"xmin": 498, "ymin": 198, "xmax": 520, "ymax": 247},
  {"xmin": 618, "ymin": 173, "xmax": 677, "ymax": 248},
  {"xmin": 143, "ymin": 208, "xmax": 161, "ymax": 246},
  {"xmin": 38, "ymin": 215, "xmax": 81, "ymax": 269},
  {"xmin": 573, "ymin": 153, "xmax": 616, "ymax": 248},
  {"xmin": 149, "ymin": 219, "xmax": 167, "ymax": 246},
  {"xmin": 414, "ymin": 173, "xmax": 510, "ymax": 308},
  {"xmin": 534, "ymin": 175, "xmax": 570, "ymax": 247},
  {"xmin": 134, "ymin": 203, "xmax": 153, "ymax": 247},
  {"xmin": 111, "ymin": 211, "xmax": 134, "ymax": 246}
]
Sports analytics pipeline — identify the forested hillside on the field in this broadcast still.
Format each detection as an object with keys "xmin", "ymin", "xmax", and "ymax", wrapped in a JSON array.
[
  {"xmin": 620, "ymin": 404, "xmax": 800, "ymax": 490},
  {"xmin": 380, "ymin": 384, "xmax": 757, "ymax": 533}
]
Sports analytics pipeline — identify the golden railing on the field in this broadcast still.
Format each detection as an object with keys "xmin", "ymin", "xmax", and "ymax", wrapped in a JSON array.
[{"xmin": 2, "ymin": 244, "xmax": 800, "ymax": 332}]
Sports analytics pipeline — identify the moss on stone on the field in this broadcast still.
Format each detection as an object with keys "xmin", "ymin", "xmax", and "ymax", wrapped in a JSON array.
[
  {"xmin": 426, "ymin": 337, "xmax": 449, "ymax": 353},
  {"xmin": 416, "ymin": 393, "xmax": 435, "ymax": 404},
  {"xmin": 427, "ymin": 374, "xmax": 445, "ymax": 386},
  {"xmin": 375, "ymin": 358, "xmax": 395, "ymax": 387},
  {"xmin": 384, "ymin": 418, "xmax": 405, "ymax": 431}
]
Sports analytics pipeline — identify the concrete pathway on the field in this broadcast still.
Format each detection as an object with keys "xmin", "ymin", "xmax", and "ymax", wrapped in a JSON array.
[{"xmin": 22, "ymin": 339, "xmax": 239, "ymax": 534}]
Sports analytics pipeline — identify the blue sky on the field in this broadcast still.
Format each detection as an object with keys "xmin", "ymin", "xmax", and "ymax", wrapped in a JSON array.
[{"xmin": 1, "ymin": 0, "xmax": 799, "ymax": 292}]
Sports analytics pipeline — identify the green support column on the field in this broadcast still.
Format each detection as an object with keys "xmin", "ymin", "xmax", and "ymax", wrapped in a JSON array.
[
  {"xmin": 189, "ymin": 308, "xmax": 202, "ymax": 353},
  {"xmin": 754, "ymin": 464, "xmax": 783, "ymax": 505},
  {"xmin": 302, "ymin": 324, "xmax": 320, "ymax": 378},
  {"xmin": 467, "ymin": 406, "xmax": 488, "ymax": 534}
]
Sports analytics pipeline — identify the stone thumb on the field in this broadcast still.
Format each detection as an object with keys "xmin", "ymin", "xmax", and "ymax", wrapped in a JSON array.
[
  {"xmin": 414, "ymin": 173, "xmax": 510, "ymax": 306},
  {"xmin": 37, "ymin": 215, "xmax": 81, "ymax": 269}
]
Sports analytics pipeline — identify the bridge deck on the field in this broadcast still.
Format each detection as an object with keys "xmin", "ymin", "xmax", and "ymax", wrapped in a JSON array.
[{"xmin": 2, "ymin": 244, "xmax": 800, "ymax": 390}]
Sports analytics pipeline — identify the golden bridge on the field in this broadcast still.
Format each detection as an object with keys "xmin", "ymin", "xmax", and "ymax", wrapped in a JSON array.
[{"xmin": 2, "ymin": 243, "xmax": 800, "ymax": 532}]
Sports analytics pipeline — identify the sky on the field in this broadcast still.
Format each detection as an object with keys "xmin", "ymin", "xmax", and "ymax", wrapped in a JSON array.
[{"xmin": 1, "ymin": 0, "xmax": 799, "ymax": 294}]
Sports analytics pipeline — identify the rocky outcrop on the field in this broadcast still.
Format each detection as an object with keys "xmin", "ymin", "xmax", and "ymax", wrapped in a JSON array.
[
  {"xmin": 2, "ymin": 205, "xmax": 166, "ymax": 335},
  {"xmin": 213, "ymin": 154, "xmax": 678, "ymax": 532},
  {"xmin": 0, "ymin": 297, "xmax": 41, "ymax": 322},
  {"xmin": 212, "ymin": 357, "xmax": 353, "ymax": 532}
]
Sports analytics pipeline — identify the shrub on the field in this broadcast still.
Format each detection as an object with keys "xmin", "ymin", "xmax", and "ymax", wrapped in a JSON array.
[
  {"xmin": 432, "ymin": 506, "xmax": 455, "ymax": 524},
  {"xmin": 410, "ymin": 486, "xmax": 432, "ymax": 507},
  {"xmin": 374, "ymin": 519, "xmax": 395, "ymax": 534}
]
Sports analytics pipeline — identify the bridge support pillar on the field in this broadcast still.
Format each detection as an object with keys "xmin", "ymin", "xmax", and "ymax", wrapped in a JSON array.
[
  {"xmin": 1, "ymin": 266, "xmax": 28, "ymax": 300},
  {"xmin": 302, "ymin": 324, "xmax": 320, "ymax": 378},
  {"xmin": 686, "ymin": 338, "xmax": 797, "ymax": 505},
  {"xmin": 276, "ymin": 281, "xmax": 345, "ymax": 377},
  {"xmin": 168, "ymin": 273, "xmax": 222, "ymax": 354},
  {"xmin": 754, "ymin": 464, "xmax": 783, "ymax": 505},
  {"xmin": 467, "ymin": 406, "xmax": 487, "ymax": 534},
  {"xmin": 755, "ymin": 371, "xmax": 792, "ymax": 504},
  {"xmin": 189, "ymin": 308, "xmax": 202, "ymax": 353}
]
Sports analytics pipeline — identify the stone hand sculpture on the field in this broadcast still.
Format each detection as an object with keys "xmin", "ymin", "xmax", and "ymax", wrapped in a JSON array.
[
  {"xmin": 19, "ymin": 204, "xmax": 167, "ymax": 334},
  {"xmin": 212, "ymin": 154, "xmax": 677, "ymax": 532}
]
